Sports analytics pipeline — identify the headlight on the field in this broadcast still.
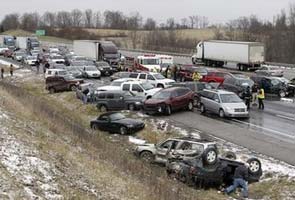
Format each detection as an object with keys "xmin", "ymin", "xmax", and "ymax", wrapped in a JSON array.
[
  {"xmin": 127, "ymin": 124, "xmax": 134, "ymax": 128},
  {"xmin": 99, "ymin": 67, "xmax": 104, "ymax": 70},
  {"xmin": 224, "ymin": 106, "xmax": 232, "ymax": 111},
  {"xmin": 158, "ymin": 106, "xmax": 163, "ymax": 112},
  {"xmin": 135, "ymin": 102, "xmax": 141, "ymax": 105}
]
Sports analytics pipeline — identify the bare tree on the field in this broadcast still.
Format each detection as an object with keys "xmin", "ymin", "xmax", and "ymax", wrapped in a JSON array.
[
  {"xmin": 21, "ymin": 12, "xmax": 40, "ymax": 31},
  {"xmin": 94, "ymin": 11, "xmax": 102, "ymax": 28},
  {"xmin": 56, "ymin": 11, "xmax": 72, "ymax": 28},
  {"xmin": 144, "ymin": 18, "xmax": 156, "ymax": 30},
  {"xmin": 1, "ymin": 13, "xmax": 20, "ymax": 31},
  {"xmin": 71, "ymin": 9, "xmax": 83, "ymax": 27},
  {"xmin": 84, "ymin": 9, "xmax": 94, "ymax": 28},
  {"xmin": 126, "ymin": 12, "xmax": 142, "ymax": 29},
  {"xmin": 166, "ymin": 18, "xmax": 175, "ymax": 29},
  {"xmin": 42, "ymin": 12, "xmax": 56, "ymax": 27}
]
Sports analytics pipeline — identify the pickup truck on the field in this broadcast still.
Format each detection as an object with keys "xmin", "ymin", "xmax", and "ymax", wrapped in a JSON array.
[
  {"xmin": 97, "ymin": 78, "xmax": 162, "ymax": 99},
  {"xmin": 129, "ymin": 72, "xmax": 175, "ymax": 88}
]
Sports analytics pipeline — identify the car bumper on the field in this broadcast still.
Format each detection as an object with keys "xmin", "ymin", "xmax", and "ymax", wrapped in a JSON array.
[
  {"xmin": 100, "ymin": 69, "xmax": 112, "ymax": 75},
  {"xmin": 225, "ymin": 111, "xmax": 249, "ymax": 118},
  {"xmin": 128, "ymin": 124, "xmax": 145, "ymax": 133},
  {"xmin": 144, "ymin": 104, "xmax": 165, "ymax": 114}
]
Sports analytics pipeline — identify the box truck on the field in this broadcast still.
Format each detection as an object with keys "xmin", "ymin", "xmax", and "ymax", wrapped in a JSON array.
[
  {"xmin": 0, "ymin": 35, "xmax": 16, "ymax": 49},
  {"xmin": 16, "ymin": 36, "xmax": 40, "ymax": 51},
  {"xmin": 192, "ymin": 40, "xmax": 265, "ymax": 71},
  {"xmin": 73, "ymin": 40, "xmax": 121, "ymax": 66}
]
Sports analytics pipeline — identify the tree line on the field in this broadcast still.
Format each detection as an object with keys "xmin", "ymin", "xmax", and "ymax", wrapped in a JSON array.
[{"xmin": 0, "ymin": 9, "xmax": 209, "ymax": 31}]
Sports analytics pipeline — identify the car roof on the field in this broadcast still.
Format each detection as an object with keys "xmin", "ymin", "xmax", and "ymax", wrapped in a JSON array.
[
  {"xmin": 203, "ymin": 89, "xmax": 235, "ymax": 95},
  {"xmin": 173, "ymin": 136, "xmax": 215, "ymax": 144}
]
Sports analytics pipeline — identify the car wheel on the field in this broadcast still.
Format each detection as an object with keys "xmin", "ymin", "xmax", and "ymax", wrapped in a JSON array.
[
  {"xmin": 279, "ymin": 90, "xmax": 286, "ymax": 98},
  {"xmin": 70, "ymin": 85, "xmax": 77, "ymax": 91},
  {"xmin": 193, "ymin": 97, "xmax": 199, "ymax": 107},
  {"xmin": 200, "ymin": 104, "xmax": 206, "ymax": 113},
  {"xmin": 91, "ymin": 124, "xmax": 99, "ymax": 130},
  {"xmin": 49, "ymin": 88, "xmax": 55, "ymax": 94},
  {"xmin": 140, "ymin": 151, "xmax": 154, "ymax": 163},
  {"xmin": 119, "ymin": 126, "xmax": 128, "ymax": 135},
  {"xmin": 223, "ymin": 151, "xmax": 237, "ymax": 160},
  {"xmin": 165, "ymin": 105, "xmax": 172, "ymax": 115},
  {"xmin": 219, "ymin": 109, "xmax": 225, "ymax": 118},
  {"xmin": 247, "ymin": 158, "xmax": 262, "ymax": 176},
  {"xmin": 157, "ymin": 84, "xmax": 164, "ymax": 88},
  {"xmin": 202, "ymin": 147, "xmax": 218, "ymax": 165},
  {"xmin": 100, "ymin": 105, "xmax": 107, "ymax": 112},
  {"xmin": 128, "ymin": 104, "xmax": 135, "ymax": 111},
  {"xmin": 187, "ymin": 101, "xmax": 194, "ymax": 111}
]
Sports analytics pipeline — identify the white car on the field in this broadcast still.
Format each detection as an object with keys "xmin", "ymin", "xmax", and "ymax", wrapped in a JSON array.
[
  {"xmin": 45, "ymin": 69, "xmax": 68, "ymax": 78},
  {"xmin": 255, "ymin": 65, "xmax": 284, "ymax": 77},
  {"xmin": 0, "ymin": 46, "xmax": 9, "ymax": 55},
  {"xmin": 49, "ymin": 54, "xmax": 65, "ymax": 64},
  {"xmin": 23, "ymin": 55, "xmax": 37, "ymax": 66},
  {"xmin": 97, "ymin": 79, "xmax": 162, "ymax": 99},
  {"xmin": 129, "ymin": 72, "xmax": 175, "ymax": 88},
  {"xmin": 82, "ymin": 65, "xmax": 101, "ymax": 78}
]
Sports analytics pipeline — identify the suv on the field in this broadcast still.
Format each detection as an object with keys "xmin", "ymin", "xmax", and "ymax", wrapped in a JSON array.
[
  {"xmin": 96, "ymin": 61, "xmax": 112, "ymax": 76},
  {"xmin": 178, "ymin": 65, "xmax": 208, "ymax": 82},
  {"xmin": 129, "ymin": 72, "xmax": 175, "ymax": 88},
  {"xmin": 171, "ymin": 82, "xmax": 214, "ymax": 107},
  {"xmin": 200, "ymin": 89, "xmax": 249, "ymax": 118},
  {"xmin": 134, "ymin": 137, "xmax": 218, "ymax": 165},
  {"xmin": 201, "ymin": 71, "xmax": 231, "ymax": 83},
  {"xmin": 110, "ymin": 72, "xmax": 131, "ymax": 81},
  {"xmin": 250, "ymin": 75, "xmax": 291, "ymax": 97},
  {"xmin": 96, "ymin": 91, "xmax": 144, "ymax": 112},
  {"xmin": 45, "ymin": 75, "xmax": 83, "ymax": 93},
  {"xmin": 220, "ymin": 75, "xmax": 254, "ymax": 98},
  {"xmin": 144, "ymin": 87, "xmax": 194, "ymax": 115}
]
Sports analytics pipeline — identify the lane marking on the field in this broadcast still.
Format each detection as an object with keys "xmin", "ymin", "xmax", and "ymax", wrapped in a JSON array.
[
  {"xmin": 276, "ymin": 114, "xmax": 295, "ymax": 121},
  {"xmin": 231, "ymin": 119, "xmax": 295, "ymax": 140}
]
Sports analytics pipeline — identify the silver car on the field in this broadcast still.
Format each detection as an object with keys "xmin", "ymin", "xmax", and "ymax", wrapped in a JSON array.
[
  {"xmin": 200, "ymin": 89, "xmax": 249, "ymax": 118},
  {"xmin": 255, "ymin": 65, "xmax": 284, "ymax": 77},
  {"xmin": 134, "ymin": 137, "xmax": 218, "ymax": 165}
]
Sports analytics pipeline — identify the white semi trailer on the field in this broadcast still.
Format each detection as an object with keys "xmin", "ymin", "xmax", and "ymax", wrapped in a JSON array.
[
  {"xmin": 192, "ymin": 40, "xmax": 265, "ymax": 71},
  {"xmin": 73, "ymin": 40, "xmax": 121, "ymax": 66}
]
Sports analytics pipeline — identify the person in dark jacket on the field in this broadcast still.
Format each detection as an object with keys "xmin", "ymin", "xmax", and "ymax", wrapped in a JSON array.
[
  {"xmin": 244, "ymin": 86, "xmax": 251, "ymax": 110},
  {"xmin": 224, "ymin": 163, "xmax": 249, "ymax": 198},
  {"xmin": 9, "ymin": 64, "xmax": 14, "ymax": 76},
  {"xmin": 1, "ymin": 67, "xmax": 4, "ymax": 79}
]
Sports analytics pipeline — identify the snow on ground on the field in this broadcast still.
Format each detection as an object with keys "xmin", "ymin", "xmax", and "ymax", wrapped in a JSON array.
[
  {"xmin": 0, "ymin": 59, "xmax": 20, "ymax": 68},
  {"xmin": 0, "ymin": 107, "xmax": 63, "ymax": 200}
]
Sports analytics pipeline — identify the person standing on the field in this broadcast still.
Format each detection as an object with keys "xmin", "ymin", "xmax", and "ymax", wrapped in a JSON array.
[
  {"xmin": 192, "ymin": 71, "xmax": 202, "ymax": 82},
  {"xmin": 35, "ymin": 60, "xmax": 40, "ymax": 74},
  {"xmin": 257, "ymin": 87, "xmax": 265, "ymax": 110},
  {"xmin": 1, "ymin": 67, "xmax": 4, "ymax": 79},
  {"xmin": 244, "ymin": 86, "xmax": 251, "ymax": 110},
  {"xmin": 252, "ymin": 83, "xmax": 258, "ymax": 106},
  {"xmin": 9, "ymin": 64, "xmax": 13, "ymax": 76},
  {"xmin": 224, "ymin": 163, "xmax": 249, "ymax": 198}
]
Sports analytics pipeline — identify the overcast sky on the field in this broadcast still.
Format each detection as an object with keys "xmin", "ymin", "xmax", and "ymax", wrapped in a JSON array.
[{"xmin": 0, "ymin": 0, "xmax": 293, "ymax": 24}]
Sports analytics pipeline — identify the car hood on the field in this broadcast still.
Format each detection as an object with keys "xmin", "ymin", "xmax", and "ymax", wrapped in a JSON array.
[
  {"xmin": 160, "ymin": 79, "xmax": 176, "ymax": 84},
  {"xmin": 116, "ymin": 118, "xmax": 144, "ymax": 126},
  {"xmin": 222, "ymin": 102, "xmax": 247, "ymax": 109},
  {"xmin": 144, "ymin": 98, "xmax": 166, "ymax": 105},
  {"xmin": 96, "ymin": 86, "xmax": 120, "ymax": 91},
  {"xmin": 146, "ymin": 88, "xmax": 162, "ymax": 95}
]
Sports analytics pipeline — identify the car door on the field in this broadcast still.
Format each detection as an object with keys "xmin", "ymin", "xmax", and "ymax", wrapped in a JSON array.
[
  {"xmin": 97, "ymin": 115, "xmax": 110, "ymax": 131},
  {"xmin": 106, "ymin": 93, "xmax": 123, "ymax": 110},
  {"xmin": 131, "ymin": 84, "xmax": 145, "ymax": 97},
  {"xmin": 155, "ymin": 140, "xmax": 179, "ymax": 163},
  {"xmin": 203, "ymin": 91, "xmax": 215, "ymax": 111},
  {"xmin": 211, "ymin": 93, "xmax": 221, "ymax": 113}
]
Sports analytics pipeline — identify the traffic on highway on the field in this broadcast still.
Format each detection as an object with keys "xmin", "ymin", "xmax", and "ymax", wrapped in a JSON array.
[{"xmin": 1, "ymin": 35, "xmax": 295, "ymax": 199}]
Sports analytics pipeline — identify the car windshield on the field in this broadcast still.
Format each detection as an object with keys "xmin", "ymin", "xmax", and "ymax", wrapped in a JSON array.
[
  {"xmin": 198, "ymin": 83, "xmax": 213, "ymax": 90},
  {"xmin": 16, "ymin": 52, "xmax": 24, "ymax": 56},
  {"xmin": 238, "ymin": 79, "xmax": 254, "ymax": 87},
  {"xmin": 85, "ymin": 66, "xmax": 97, "ymax": 71},
  {"xmin": 269, "ymin": 66, "xmax": 280, "ymax": 70},
  {"xmin": 220, "ymin": 94, "xmax": 243, "ymax": 103},
  {"xmin": 64, "ymin": 75, "xmax": 75, "ymax": 81},
  {"xmin": 142, "ymin": 58, "xmax": 159, "ymax": 65},
  {"xmin": 110, "ymin": 113, "xmax": 125, "ymax": 121},
  {"xmin": 153, "ymin": 73, "xmax": 165, "ymax": 80},
  {"xmin": 153, "ymin": 91, "xmax": 171, "ymax": 99},
  {"xmin": 111, "ymin": 81, "xmax": 123, "ymax": 86},
  {"xmin": 271, "ymin": 79, "xmax": 281, "ymax": 86},
  {"xmin": 141, "ymin": 82, "xmax": 154, "ymax": 90},
  {"xmin": 51, "ymin": 55, "xmax": 63, "ymax": 59}
]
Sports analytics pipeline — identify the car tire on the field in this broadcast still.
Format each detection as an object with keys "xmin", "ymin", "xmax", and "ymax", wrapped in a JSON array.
[
  {"xmin": 140, "ymin": 151, "xmax": 154, "ymax": 163},
  {"xmin": 202, "ymin": 147, "xmax": 218, "ymax": 165},
  {"xmin": 223, "ymin": 151, "xmax": 237, "ymax": 160},
  {"xmin": 165, "ymin": 105, "xmax": 172, "ymax": 115},
  {"xmin": 247, "ymin": 158, "xmax": 262, "ymax": 176},
  {"xmin": 70, "ymin": 85, "xmax": 77, "ymax": 91},
  {"xmin": 187, "ymin": 101, "xmax": 194, "ymax": 111},
  {"xmin": 91, "ymin": 124, "xmax": 99, "ymax": 130},
  {"xmin": 279, "ymin": 90, "xmax": 286, "ymax": 98},
  {"xmin": 119, "ymin": 126, "xmax": 128, "ymax": 135},
  {"xmin": 99, "ymin": 105, "xmax": 107, "ymax": 112},
  {"xmin": 49, "ymin": 88, "xmax": 55, "ymax": 94},
  {"xmin": 128, "ymin": 104, "xmax": 135, "ymax": 111},
  {"xmin": 219, "ymin": 109, "xmax": 225, "ymax": 118},
  {"xmin": 200, "ymin": 104, "xmax": 206, "ymax": 113},
  {"xmin": 157, "ymin": 84, "xmax": 164, "ymax": 88}
]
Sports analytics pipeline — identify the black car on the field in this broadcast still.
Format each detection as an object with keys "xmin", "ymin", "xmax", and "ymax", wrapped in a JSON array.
[
  {"xmin": 96, "ymin": 91, "xmax": 144, "ymax": 112},
  {"xmin": 219, "ymin": 75, "xmax": 254, "ymax": 98},
  {"xmin": 250, "ymin": 75, "xmax": 292, "ymax": 97},
  {"xmin": 110, "ymin": 72, "xmax": 131, "ymax": 81},
  {"xmin": 90, "ymin": 112, "xmax": 145, "ymax": 135},
  {"xmin": 96, "ymin": 61, "xmax": 113, "ymax": 76},
  {"xmin": 166, "ymin": 155, "xmax": 262, "ymax": 187},
  {"xmin": 171, "ymin": 82, "xmax": 214, "ymax": 107}
]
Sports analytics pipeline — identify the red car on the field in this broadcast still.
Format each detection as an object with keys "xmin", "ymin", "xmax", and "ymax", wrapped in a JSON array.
[
  {"xmin": 201, "ymin": 71, "xmax": 231, "ymax": 83},
  {"xmin": 3, "ymin": 49, "xmax": 14, "ymax": 58},
  {"xmin": 144, "ymin": 87, "xmax": 194, "ymax": 115},
  {"xmin": 178, "ymin": 65, "xmax": 208, "ymax": 82}
]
